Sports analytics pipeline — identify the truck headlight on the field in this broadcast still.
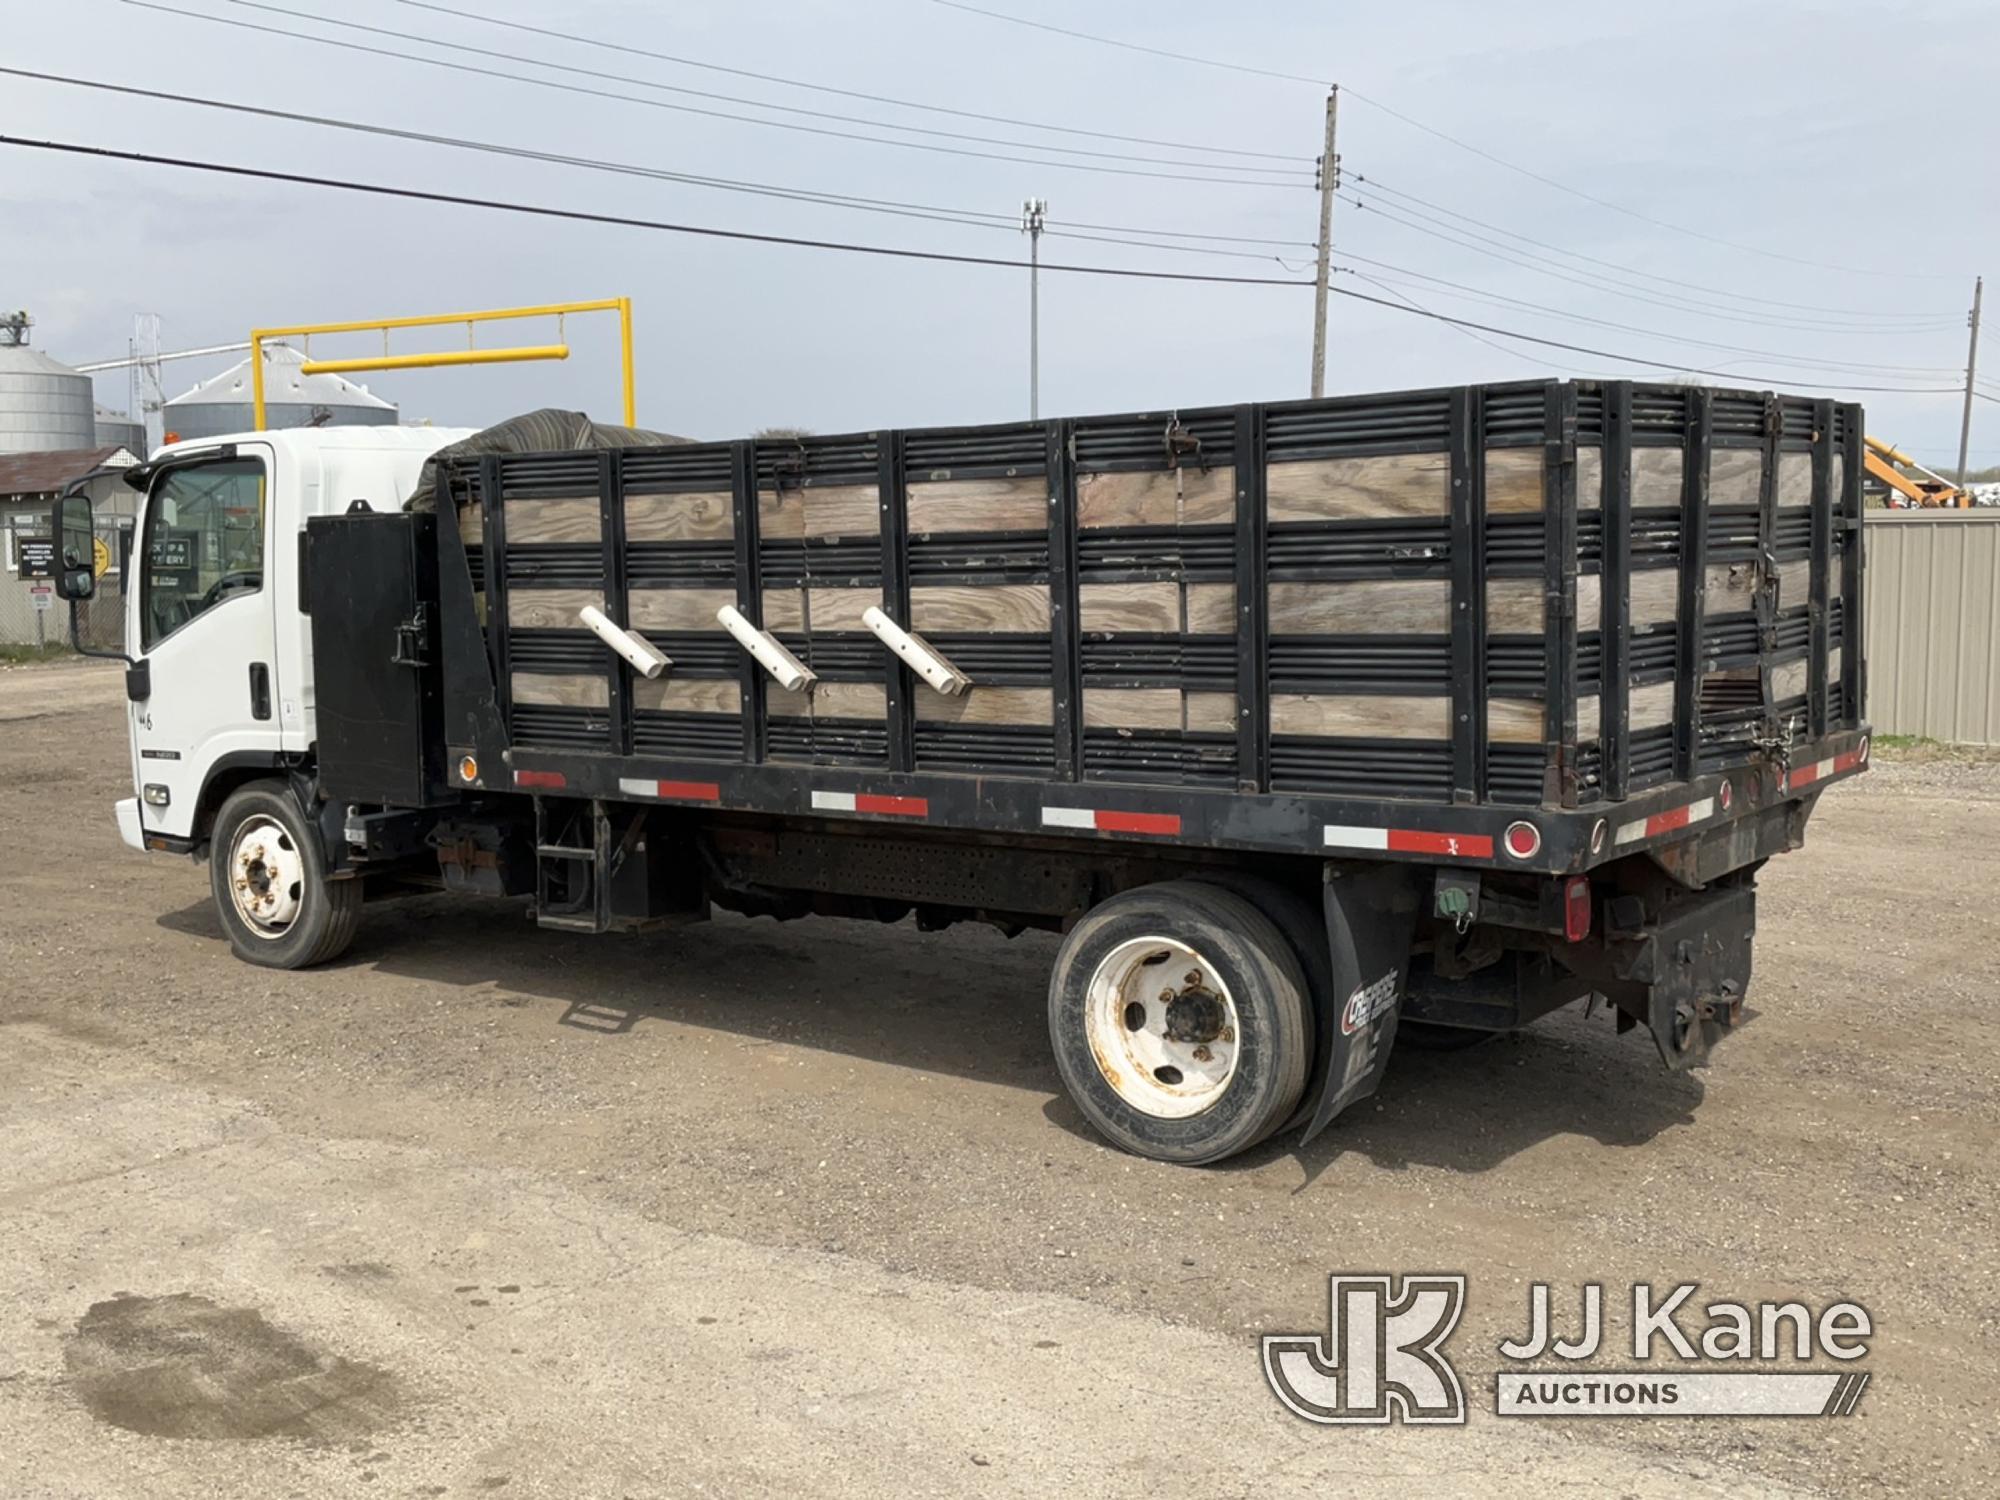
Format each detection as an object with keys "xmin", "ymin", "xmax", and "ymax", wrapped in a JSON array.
[{"xmin": 142, "ymin": 784, "xmax": 171, "ymax": 807}]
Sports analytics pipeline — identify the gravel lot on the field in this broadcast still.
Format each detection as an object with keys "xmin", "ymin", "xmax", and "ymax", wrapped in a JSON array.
[{"xmin": 1, "ymin": 658, "xmax": 1994, "ymax": 1497}]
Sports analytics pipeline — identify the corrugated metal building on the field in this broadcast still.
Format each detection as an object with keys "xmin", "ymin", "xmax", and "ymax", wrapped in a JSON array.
[{"xmin": 1863, "ymin": 512, "xmax": 2000, "ymax": 745}]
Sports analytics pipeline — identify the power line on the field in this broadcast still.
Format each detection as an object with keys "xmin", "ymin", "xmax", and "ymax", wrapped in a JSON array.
[
  {"xmin": 926, "ymin": 0, "xmax": 1964, "ymax": 282},
  {"xmin": 926, "ymin": 0, "xmax": 1330, "ymax": 86},
  {"xmin": 121, "ymin": 0, "xmax": 1307, "ymax": 188},
  {"xmin": 1335, "ymin": 256, "xmax": 1964, "ymax": 377},
  {"xmin": 1, "ymin": 66, "xmax": 1311, "ymax": 267},
  {"xmin": 204, "ymin": 0, "xmax": 1311, "ymax": 176},
  {"xmin": 1352, "ymin": 174, "xmax": 1953, "ymax": 323},
  {"xmin": 0, "ymin": 132, "xmax": 1963, "ymax": 397},
  {"xmin": 0, "ymin": 134, "xmax": 1317, "ymax": 287},
  {"xmin": 1346, "ymin": 269, "xmax": 1577, "ymax": 375},
  {"xmin": 391, "ymin": 0, "xmax": 1302, "ymax": 164},
  {"xmin": 1339, "ymin": 191, "xmax": 1961, "ymax": 336},
  {"xmin": 1336, "ymin": 86, "xmax": 1960, "ymax": 283}
]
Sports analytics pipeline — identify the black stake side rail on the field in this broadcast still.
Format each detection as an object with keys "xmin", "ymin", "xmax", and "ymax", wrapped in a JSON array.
[{"xmin": 434, "ymin": 380, "xmax": 1870, "ymax": 878}]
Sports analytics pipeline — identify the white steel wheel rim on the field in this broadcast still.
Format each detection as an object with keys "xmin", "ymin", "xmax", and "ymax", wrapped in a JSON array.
[
  {"xmin": 228, "ymin": 816, "xmax": 306, "ymax": 938},
  {"xmin": 1083, "ymin": 936, "xmax": 1241, "ymax": 1119}
]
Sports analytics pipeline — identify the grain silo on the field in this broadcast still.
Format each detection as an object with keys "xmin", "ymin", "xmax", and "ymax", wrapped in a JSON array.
[
  {"xmin": 162, "ymin": 342, "xmax": 398, "ymax": 440},
  {"xmin": 0, "ymin": 311, "xmax": 96, "ymax": 453},
  {"xmin": 94, "ymin": 405, "xmax": 147, "ymax": 456}
]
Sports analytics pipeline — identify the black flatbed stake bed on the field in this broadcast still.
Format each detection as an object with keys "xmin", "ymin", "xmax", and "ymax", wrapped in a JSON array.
[{"xmin": 291, "ymin": 378, "xmax": 1868, "ymax": 1164}]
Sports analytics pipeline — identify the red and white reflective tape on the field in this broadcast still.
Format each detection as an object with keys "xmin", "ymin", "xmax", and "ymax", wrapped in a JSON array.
[
  {"xmin": 1042, "ymin": 806, "xmax": 1183, "ymax": 837},
  {"xmin": 618, "ymin": 777, "xmax": 721, "ymax": 803},
  {"xmin": 1785, "ymin": 743, "xmax": 1867, "ymax": 792},
  {"xmin": 1322, "ymin": 824, "xmax": 1496, "ymax": 859},
  {"xmin": 1613, "ymin": 795, "xmax": 1716, "ymax": 847},
  {"xmin": 514, "ymin": 769, "xmax": 567, "ymax": 790},
  {"xmin": 811, "ymin": 789, "xmax": 929, "ymax": 818}
]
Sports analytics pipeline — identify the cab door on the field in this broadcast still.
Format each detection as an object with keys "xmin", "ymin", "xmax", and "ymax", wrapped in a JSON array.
[{"xmin": 128, "ymin": 446, "xmax": 280, "ymax": 841}]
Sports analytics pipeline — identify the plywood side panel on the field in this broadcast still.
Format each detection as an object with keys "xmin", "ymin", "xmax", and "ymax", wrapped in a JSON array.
[
  {"xmin": 908, "ymin": 476, "xmax": 1045, "ymax": 534},
  {"xmin": 1710, "ymin": 449, "xmax": 1763, "ymax": 508},
  {"xmin": 1185, "ymin": 583, "xmax": 1236, "ymax": 635},
  {"xmin": 1704, "ymin": 562, "xmax": 1760, "ymax": 615},
  {"xmin": 915, "ymin": 685, "xmax": 1054, "ymax": 725},
  {"xmin": 1080, "ymin": 581, "xmax": 1178, "ymax": 633},
  {"xmin": 1267, "ymin": 453, "xmax": 1450, "ymax": 521},
  {"xmin": 1775, "ymin": 452, "xmax": 1812, "ymax": 507},
  {"xmin": 1270, "ymin": 578, "xmax": 1449, "ymax": 635},
  {"xmin": 626, "ymin": 490, "xmax": 733, "ymax": 541},
  {"xmin": 761, "ymin": 588, "xmax": 806, "ymax": 632},
  {"xmin": 633, "ymin": 676, "xmax": 742, "ymax": 715},
  {"xmin": 508, "ymin": 588, "xmax": 603, "ymax": 629},
  {"xmin": 1269, "ymin": 693, "xmax": 1449, "ymax": 740},
  {"xmin": 911, "ymin": 583, "xmax": 1051, "ymax": 634},
  {"xmin": 629, "ymin": 587, "xmax": 736, "ymax": 632},
  {"xmin": 1577, "ymin": 445, "xmax": 1603, "ymax": 511},
  {"xmin": 504, "ymin": 497, "xmax": 601, "ymax": 544},
  {"xmin": 512, "ymin": 671, "xmax": 608, "ymax": 708},
  {"xmin": 1631, "ymin": 678, "xmax": 1676, "ymax": 729},
  {"xmin": 1632, "ymin": 448, "xmax": 1684, "ymax": 509},
  {"xmin": 808, "ymin": 587, "xmax": 883, "ymax": 633},
  {"xmin": 800, "ymin": 483, "xmax": 880, "ymax": 539},
  {"xmin": 812, "ymin": 681, "xmax": 888, "ymax": 720},
  {"xmin": 757, "ymin": 488, "xmax": 804, "ymax": 540},
  {"xmin": 1083, "ymin": 688, "xmax": 1183, "ymax": 730},
  {"xmin": 1486, "ymin": 449, "xmax": 1545, "ymax": 515},
  {"xmin": 1489, "ymin": 576, "xmax": 1603, "ymax": 635},
  {"xmin": 1630, "ymin": 566, "xmax": 1681, "ymax": 626},
  {"xmin": 1184, "ymin": 691, "xmax": 1237, "ymax": 733},
  {"xmin": 1076, "ymin": 466, "xmax": 1234, "ymax": 528},
  {"xmin": 1486, "ymin": 697, "xmax": 1545, "ymax": 744}
]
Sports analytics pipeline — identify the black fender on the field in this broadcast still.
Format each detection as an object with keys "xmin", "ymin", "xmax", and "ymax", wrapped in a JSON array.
[{"xmin": 1298, "ymin": 864, "xmax": 1423, "ymax": 1145}]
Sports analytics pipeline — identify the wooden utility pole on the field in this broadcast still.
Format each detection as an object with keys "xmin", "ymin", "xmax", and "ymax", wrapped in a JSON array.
[
  {"xmin": 1309, "ymin": 86, "xmax": 1340, "ymax": 399},
  {"xmin": 1023, "ymin": 198, "xmax": 1047, "ymax": 419},
  {"xmin": 1956, "ymin": 275, "xmax": 1983, "ymax": 486}
]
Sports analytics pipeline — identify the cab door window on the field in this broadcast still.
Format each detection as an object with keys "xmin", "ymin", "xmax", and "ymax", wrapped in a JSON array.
[{"xmin": 141, "ymin": 457, "xmax": 267, "ymax": 649}]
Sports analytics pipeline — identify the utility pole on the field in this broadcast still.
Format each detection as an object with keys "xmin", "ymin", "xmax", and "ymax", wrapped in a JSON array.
[
  {"xmin": 1309, "ymin": 85, "xmax": 1340, "ymax": 399},
  {"xmin": 1023, "ymin": 198, "xmax": 1047, "ymax": 419},
  {"xmin": 1956, "ymin": 274, "xmax": 1983, "ymax": 487}
]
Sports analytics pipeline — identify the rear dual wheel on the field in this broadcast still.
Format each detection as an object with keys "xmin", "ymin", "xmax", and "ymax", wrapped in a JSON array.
[{"xmin": 1048, "ymin": 880, "xmax": 1312, "ymax": 1165}]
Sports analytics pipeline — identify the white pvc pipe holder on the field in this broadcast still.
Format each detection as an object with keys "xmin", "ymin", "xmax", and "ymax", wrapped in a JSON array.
[
  {"xmin": 716, "ymin": 603, "xmax": 817, "ymax": 692},
  {"xmin": 861, "ymin": 605, "xmax": 971, "ymax": 696},
  {"xmin": 579, "ymin": 604, "xmax": 672, "ymax": 680}
]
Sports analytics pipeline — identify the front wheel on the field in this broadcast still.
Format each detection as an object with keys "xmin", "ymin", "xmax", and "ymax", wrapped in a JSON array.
[
  {"xmin": 1048, "ymin": 880, "xmax": 1310, "ymax": 1165},
  {"xmin": 208, "ymin": 781, "xmax": 361, "ymax": 969}
]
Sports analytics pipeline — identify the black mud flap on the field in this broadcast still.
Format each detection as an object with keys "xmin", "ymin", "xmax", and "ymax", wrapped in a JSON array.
[
  {"xmin": 1609, "ymin": 883, "xmax": 1756, "ymax": 1070},
  {"xmin": 1297, "ymin": 865, "xmax": 1423, "ymax": 1145}
]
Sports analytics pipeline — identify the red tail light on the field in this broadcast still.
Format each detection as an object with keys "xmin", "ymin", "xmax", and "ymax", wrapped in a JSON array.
[{"xmin": 1563, "ymin": 876, "xmax": 1592, "ymax": 943}]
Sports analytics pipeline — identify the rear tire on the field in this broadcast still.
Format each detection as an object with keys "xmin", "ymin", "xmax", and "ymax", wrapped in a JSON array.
[
  {"xmin": 1048, "ymin": 880, "xmax": 1309, "ymax": 1165},
  {"xmin": 208, "ymin": 781, "xmax": 360, "ymax": 969}
]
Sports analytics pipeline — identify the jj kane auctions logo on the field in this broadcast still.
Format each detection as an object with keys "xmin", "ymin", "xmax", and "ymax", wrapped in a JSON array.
[{"xmin": 1264, "ymin": 1276, "xmax": 1872, "ymax": 1424}]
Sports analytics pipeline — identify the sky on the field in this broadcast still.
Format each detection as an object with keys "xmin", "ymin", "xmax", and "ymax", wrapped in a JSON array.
[{"xmin": 4, "ymin": 0, "xmax": 1995, "ymax": 466}]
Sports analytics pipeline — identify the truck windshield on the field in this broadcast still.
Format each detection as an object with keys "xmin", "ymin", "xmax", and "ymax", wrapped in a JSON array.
[{"xmin": 140, "ymin": 457, "xmax": 266, "ymax": 649}]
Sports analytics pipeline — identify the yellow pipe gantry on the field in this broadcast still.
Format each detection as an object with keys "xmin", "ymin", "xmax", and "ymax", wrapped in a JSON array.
[{"xmin": 249, "ymin": 298, "xmax": 635, "ymax": 430}]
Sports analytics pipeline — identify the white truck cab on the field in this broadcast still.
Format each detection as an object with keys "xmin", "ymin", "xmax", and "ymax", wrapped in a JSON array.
[{"xmin": 105, "ymin": 426, "xmax": 476, "ymax": 852}]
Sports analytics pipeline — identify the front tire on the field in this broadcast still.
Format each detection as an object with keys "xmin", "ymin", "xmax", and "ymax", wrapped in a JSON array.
[
  {"xmin": 1048, "ymin": 880, "xmax": 1309, "ymax": 1165},
  {"xmin": 208, "ymin": 781, "xmax": 360, "ymax": 969}
]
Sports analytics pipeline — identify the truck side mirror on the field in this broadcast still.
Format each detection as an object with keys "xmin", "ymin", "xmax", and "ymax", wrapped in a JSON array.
[{"xmin": 52, "ymin": 493, "xmax": 95, "ymax": 602}]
